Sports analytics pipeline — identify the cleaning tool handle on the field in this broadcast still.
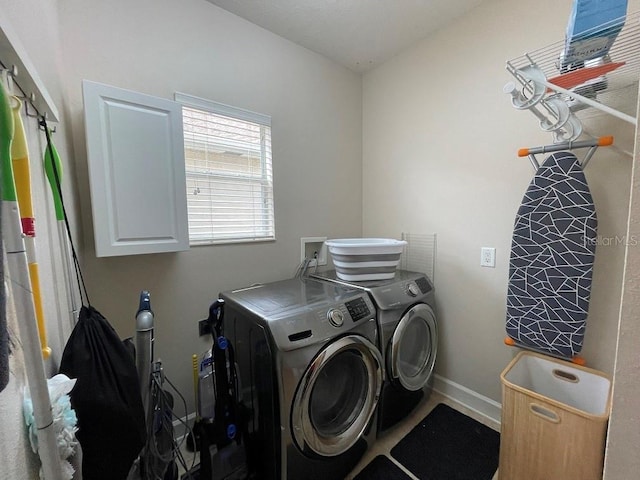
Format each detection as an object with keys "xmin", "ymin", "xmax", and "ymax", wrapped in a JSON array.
[
  {"xmin": 192, "ymin": 354, "xmax": 199, "ymax": 417},
  {"xmin": 43, "ymin": 135, "xmax": 64, "ymax": 220},
  {"xmin": 0, "ymin": 73, "xmax": 16, "ymax": 201},
  {"xmin": 208, "ymin": 299, "xmax": 225, "ymax": 336},
  {"xmin": 28, "ymin": 262, "xmax": 51, "ymax": 358},
  {"xmin": 10, "ymin": 98, "xmax": 35, "ymax": 234},
  {"xmin": 10, "ymin": 98, "xmax": 50, "ymax": 358},
  {"xmin": 136, "ymin": 290, "xmax": 152, "ymax": 318}
]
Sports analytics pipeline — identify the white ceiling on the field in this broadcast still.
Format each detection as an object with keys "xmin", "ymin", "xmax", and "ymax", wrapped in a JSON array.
[{"xmin": 206, "ymin": 0, "xmax": 484, "ymax": 73}]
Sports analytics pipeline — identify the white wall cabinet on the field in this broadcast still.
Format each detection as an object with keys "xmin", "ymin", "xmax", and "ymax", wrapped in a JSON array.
[{"xmin": 82, "ymin": 80, "xmax": 189, "ymax": 257}]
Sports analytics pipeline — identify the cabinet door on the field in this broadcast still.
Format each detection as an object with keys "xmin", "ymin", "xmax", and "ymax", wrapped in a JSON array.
[{"xmin": 83, "ymin": 80, "xmax": 189, "ymax": 257}]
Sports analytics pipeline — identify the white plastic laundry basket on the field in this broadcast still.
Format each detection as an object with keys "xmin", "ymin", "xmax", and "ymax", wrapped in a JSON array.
[{"xmin": 325, "ymin": 238, "xmax": 407, "ymax": 281}]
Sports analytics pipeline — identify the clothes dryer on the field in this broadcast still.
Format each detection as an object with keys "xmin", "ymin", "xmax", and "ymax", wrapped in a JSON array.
[
  {"xmin": 221, "ymin": 277, "xmax": 383, "ymax": 480},
  {"xmin": 311, "ymin": 270, "xmax": 438, "ymax": 432}
]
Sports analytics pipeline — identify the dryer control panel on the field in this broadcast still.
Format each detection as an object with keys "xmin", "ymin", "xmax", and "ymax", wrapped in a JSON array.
[{"xmin": 414, "ymin": 276, "xmax": 432, "ymax": 294}]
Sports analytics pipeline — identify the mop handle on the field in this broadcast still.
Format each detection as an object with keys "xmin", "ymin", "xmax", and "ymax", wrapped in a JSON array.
[
  {"xmin": 192, "ymin": 354, "xmax": 199, "ymax": 417},
  {"xmin": 11, "ymin": 97, "xmax": 50, "ymax": 358}
]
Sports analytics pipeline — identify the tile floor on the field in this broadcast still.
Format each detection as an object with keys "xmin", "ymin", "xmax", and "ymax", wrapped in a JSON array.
[
  {"xmin": 179, "ymin": 391, "xmax": 501, "ymax": 480},
  {"xmin": 345, "ymin": 391, "xmax": 501, "ymax": 480}
]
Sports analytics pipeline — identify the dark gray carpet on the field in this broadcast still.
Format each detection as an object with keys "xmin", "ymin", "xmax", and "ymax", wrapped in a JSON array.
[
  {"xmin": 390, "ymin": 403, "xmax": 500, "ymax": 480},
  {"xmin": 354, "ymin": 455, "xmax": 411, "ymax": 480}
]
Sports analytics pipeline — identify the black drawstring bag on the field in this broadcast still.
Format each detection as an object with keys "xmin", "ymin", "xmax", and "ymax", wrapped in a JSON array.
[
  {"xmin": 40, "ymin": 120, "xmax": 145, "ymax": 478},
  {"xmin": 59, "ymin": 305, "xmax": 146, "ymax": 480},
  {"xmin": 41, "ymin": 119, "xmax": 146, "ymax": 478}
]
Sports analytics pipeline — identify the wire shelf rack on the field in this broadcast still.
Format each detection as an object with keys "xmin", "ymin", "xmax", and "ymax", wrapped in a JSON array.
[{"xmin": 505, "ymin": 10, "xmax": 640, "ymax": 143}]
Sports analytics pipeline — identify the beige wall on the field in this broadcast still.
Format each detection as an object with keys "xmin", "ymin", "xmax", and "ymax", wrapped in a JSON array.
[
  {"xmin": 603, "ymin": 83, "xmax": 640, "ymax": 479},
  {"xmin": 362, "ymin": 0, "xmax": 636, "ymax": 403},
  {"xmin": 56, "ymin": 0, "xmax": 364, "ymax": 408}
]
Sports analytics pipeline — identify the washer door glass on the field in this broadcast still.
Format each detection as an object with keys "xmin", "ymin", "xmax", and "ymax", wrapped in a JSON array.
[
  {"xmin": 292, "ymin": 335, "xmax": 383, "ymax": 457},
  {"xmin": 390, "ymin": 303, "xmax": 438, "ymax": 391}
]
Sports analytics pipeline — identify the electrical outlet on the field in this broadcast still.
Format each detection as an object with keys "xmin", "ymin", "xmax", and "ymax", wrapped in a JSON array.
[
  {"xmin": 481, "ymin": 247, "xmax": 496, "ymax": 268},
  {"xmin": 198, "ymin": 318, "xmax": 211, "ymax": 337}
]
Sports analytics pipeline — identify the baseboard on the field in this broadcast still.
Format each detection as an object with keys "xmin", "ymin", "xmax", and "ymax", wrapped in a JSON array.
[{"xmin": 432, "ymin": 374, "xmax": 502, "ymax": 425}]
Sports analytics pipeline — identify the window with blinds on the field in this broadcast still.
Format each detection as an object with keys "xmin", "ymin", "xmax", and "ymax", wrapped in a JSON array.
[{"xmin": 175, "ymin": 93, "xmax": 275, "ymax": 245}]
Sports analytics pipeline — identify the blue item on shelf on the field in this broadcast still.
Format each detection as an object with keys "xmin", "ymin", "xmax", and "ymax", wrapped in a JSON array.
[{"xmin": 562, "ymin": 0, "xmax": 628, "ymax": 70}]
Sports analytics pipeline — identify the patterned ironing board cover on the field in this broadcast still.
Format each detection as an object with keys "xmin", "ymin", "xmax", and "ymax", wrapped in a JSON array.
[{"xmin": 506, "ymin": 151, "xmax": 597, "ymax": 358}]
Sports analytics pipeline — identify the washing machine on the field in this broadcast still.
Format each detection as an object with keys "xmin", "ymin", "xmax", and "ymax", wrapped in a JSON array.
[
  {"xmin": 221, "ymin": 277, "xmax": 383, "ymax": 480},
  {"xmin": 311, "ymin": 269, "xmax": 438, "ymax": 433}
]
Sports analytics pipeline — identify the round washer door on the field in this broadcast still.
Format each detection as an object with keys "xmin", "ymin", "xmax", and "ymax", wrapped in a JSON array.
[
  {"xmin": 291, "ymin": 335, "xmax": 383, "ymax": 457},
  {"xmin": 389, "ymin": 303, "xmax": 438, "ymax": 391}
]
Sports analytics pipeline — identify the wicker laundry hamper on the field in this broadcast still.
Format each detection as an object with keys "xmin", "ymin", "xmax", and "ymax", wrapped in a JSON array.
[{"xmin": 499, "ymin": 351, "xmax": 612, "ymax": 480}]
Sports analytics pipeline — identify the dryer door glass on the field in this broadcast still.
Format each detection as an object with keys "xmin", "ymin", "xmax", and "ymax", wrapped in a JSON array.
[
  {"xmin": 291, "ymin": 335, "xmax": 383, "ymax": 457},
  {"xmin": 390, "ymin": 303, "xmax": 438, "ymax": 391}
]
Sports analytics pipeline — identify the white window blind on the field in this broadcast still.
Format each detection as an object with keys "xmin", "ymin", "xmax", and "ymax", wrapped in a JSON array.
[{"xmin": 175, "ymin": 93, "xmax": 275, "ymax": 245}]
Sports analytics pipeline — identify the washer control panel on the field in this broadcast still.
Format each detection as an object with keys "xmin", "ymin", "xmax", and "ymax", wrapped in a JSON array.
[
  {"xmin": 345, "ymin": 297, "xmax": 372, "ymax": 322},
  {"xmin": 273, "ymin": 291, "xmax": 376, "ymax": 349},
  {"xmin": 327, "ymin": 308, "xmax": 344, "ymax": 327}
]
